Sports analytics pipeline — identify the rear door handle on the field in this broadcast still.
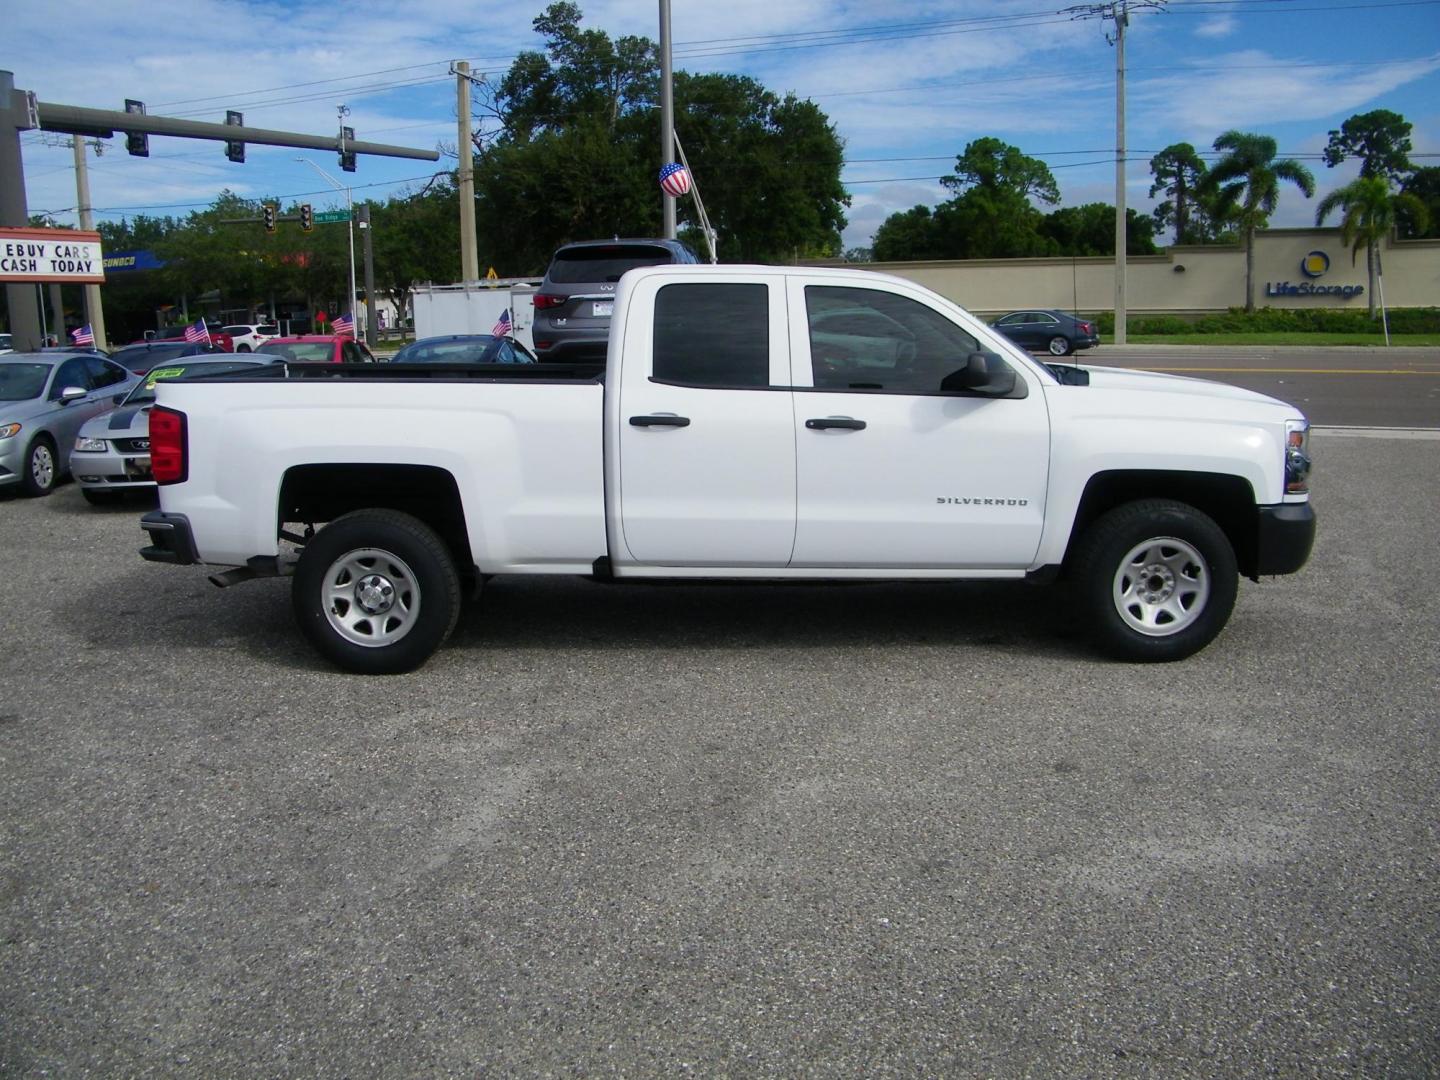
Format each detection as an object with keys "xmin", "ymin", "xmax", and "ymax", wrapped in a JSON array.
[
  {"xmin": 629, "ymin": 414, "xmax": 691, "ymax": 427},
  {"xmin": 805, "ymin": 417, "xmax": 866, "ymax": 430}
]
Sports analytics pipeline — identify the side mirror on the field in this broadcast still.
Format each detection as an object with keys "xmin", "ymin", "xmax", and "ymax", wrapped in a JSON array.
[
  {"xmin": 941, "ymin": 352, "xmax": 1017, "ymax": 397},
  {"xmin": 59, "ymin": 385, "xmax": 87, "ymax": 404}
]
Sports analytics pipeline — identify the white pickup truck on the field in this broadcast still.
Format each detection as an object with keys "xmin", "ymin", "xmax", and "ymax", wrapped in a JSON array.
[{"xmin": 139, "ymin": 265, "xmax": 1314, "ymax": 674}]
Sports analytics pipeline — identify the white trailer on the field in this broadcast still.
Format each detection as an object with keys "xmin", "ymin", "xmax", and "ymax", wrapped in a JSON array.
[{"xmin": 409, "ymin": 280, "xmax": 541, "ymax": 352}]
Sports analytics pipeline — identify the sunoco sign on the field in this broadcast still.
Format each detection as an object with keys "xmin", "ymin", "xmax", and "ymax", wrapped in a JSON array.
[{"xmin": 1266, "ymin": 249, "xmax": 1363, "ymax": 300}]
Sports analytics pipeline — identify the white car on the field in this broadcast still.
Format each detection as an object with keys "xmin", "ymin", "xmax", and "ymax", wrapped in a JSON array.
[{"xmin": 221, "ymin": 324, "xmax": 280, "ymax": 353}]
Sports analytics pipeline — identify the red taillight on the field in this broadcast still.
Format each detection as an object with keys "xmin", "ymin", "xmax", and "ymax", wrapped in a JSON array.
[
  {"xmin": 149, "ymin": 406, "xmax": 187, "ymax": 485},
  {"xmin": 532, "ymin": 293, "xmax": 564, "ymax": 310},
  {"xmin": 1080, "ymin": 322, "xmax": 1092, "ymax": 334}
]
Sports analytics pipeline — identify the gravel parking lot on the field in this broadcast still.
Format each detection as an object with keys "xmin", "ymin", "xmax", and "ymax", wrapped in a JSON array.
[{"xmin": 1, "ymin": 433, "xmax": 1436, "ymax": 1077}]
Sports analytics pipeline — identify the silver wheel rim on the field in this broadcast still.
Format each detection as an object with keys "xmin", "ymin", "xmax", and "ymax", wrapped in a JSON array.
[
  {"xmin": 1048, "ymin": 336, "xmax": 1069, "ymax": 356},
  {"xmin": 321, "ymin": 546, "xmax": 422, "ymax": 648},
  {"xmin": 1112, "ymin": 535, "xmax": 1210, "ymax": 637},
  {"xmin": 30, "ymin": 444, "xmax": 54, "ymax": 489}
]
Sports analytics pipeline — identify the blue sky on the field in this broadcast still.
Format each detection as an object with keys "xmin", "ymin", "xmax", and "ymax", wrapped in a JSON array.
[{"xmin": 9, "ymin": 0, "xmax": 1440, "ymax": 259}]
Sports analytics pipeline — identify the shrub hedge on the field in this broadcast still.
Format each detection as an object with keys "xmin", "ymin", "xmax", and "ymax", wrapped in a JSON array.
[{"xmin": 1090, "ymin": 307, "xmax": 1440, "ymax": 335}]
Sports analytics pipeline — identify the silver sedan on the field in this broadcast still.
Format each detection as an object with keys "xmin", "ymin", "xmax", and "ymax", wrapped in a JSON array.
[
  {"xmin": 0, "ymin": 353, "xmax": 140, "ymax": 496},
  {"xmin": 71, "ymin": 357, "xmax": 266, "ymax": 505}
]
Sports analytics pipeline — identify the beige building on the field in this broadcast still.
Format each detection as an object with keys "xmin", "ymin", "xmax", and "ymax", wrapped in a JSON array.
[{"xmin": 827, "ymin": 227, "xmax": 1440, "ymax": 318}]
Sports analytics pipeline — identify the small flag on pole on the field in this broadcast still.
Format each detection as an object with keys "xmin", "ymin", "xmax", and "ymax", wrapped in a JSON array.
[
  {"xmin": 71, "ymin": 324, "xmax": 94, "ymax": 345},
  {"xmin": 492, "ymin": 308, "xmax": 512, "ymax": 337},
  {"xmin": 659, "ymin": 161, "xmax": 691, "ymax": 197},
  {"xmin": 183, "ymin": 318, "xmax": 210, "ymax": 344},
  {"xmin": 332, "ymin": 313, "xmax": 355, "ymax": 337}
]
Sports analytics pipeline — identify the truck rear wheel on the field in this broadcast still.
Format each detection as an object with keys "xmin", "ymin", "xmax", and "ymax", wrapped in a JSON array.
[
  {"xmin": 1070, "ymin": 499, "xmax": 1237, "ymax": 662},
  {"xmin": 292, "ymin": 509, "xmax": 460, "ymax": 674}
]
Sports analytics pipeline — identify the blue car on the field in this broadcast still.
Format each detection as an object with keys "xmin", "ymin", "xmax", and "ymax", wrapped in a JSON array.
[{"xmin": 390, "ymin": 335, "xmax": 536, "ymax": 365}]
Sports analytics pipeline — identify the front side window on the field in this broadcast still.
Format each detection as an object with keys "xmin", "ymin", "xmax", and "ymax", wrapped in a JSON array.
[
  {"xmin": 653, "ymin": 283, "xmax": 769, "ymax": 388},
  {"xmin": 51, "ymin": 358, "xmax": 91, "ymax": 398},
  {"xmin": 86, "ymin": 357, "xmax": 127, "ymax": 389},
  {"xmin": 806, "ymin": 286, "xmax": 987, "ymax": 394}
]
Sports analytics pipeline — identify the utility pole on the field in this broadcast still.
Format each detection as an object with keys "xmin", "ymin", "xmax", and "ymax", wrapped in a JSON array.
[
  {"xmin": 71, "ymin": 136, "xmax": 107, "ymax": 349},
  {"xmin": 1113, "ymin": 1, "xmax": 1127, "ymax": 345},
  {"xmin": 0, "ymin": 71, "xmax": 43, "ymax": 351},
  {"xmin": 1063, "ymin": 2, "xmax": 1164, "ymax": 347},
  {"xmin": 358, "ymin": 203, "xmax": 377, "ymax": 349},
  {"xmin": 659, "ymin": 0, "xmax": 675, "ymax": 239},
  {"xmin": 455, "ymin": 62, "xmax": 480, "ymax": 283}
]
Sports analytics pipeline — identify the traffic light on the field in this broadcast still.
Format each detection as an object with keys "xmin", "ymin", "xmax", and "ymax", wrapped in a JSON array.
[
  {"xmin": 262, "ymin": 203, "xmax": 277, "ymax": 234},
  {"xmin": 124, "ymin": 99, "xmax": 149, "ymax": 157},
  {"xmin": 339, "ymin": 125, "xmax": 357, "ymax": 173},
  {"xmin": 299, "ymin": 204, "xmax": 313, "ymax": 233},
  {"xmin": 225, "ymin": 110, "xmax": 245, "ymax": 164}
]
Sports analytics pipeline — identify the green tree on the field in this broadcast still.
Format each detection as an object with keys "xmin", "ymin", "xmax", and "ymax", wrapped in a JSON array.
[
  {"xmin": 476, "ymin": 2, "xmax": 847, "ymax": 268},
  {"xmin": 1398, "ymin": 166, "xmax": 1440, "ymax": 239},
  {"xmin": 369, "ymin": 181, "xmax": 462, "ymax": 309},
  {"xmin": 943, "ymin": 137, "xmax": 1060, "ymax": 204},
  {"xmin": 1040, "ymin": 203, "xmax": 1158, "ymax": 256},
  {"xmin": 1322, "ymin": 109, "xmax": 1413, "ymax": 184},
  {"xmin": 1204, "ymin": 131, "xmax": 1316, "ymax": 312},
  {"xmin": 1148, "ymin": 143, "xmax": 1210, "ymax": 244},
  {"xmin": 871, "ymin": 205, "xmax": 946, "ymax": 261},
  {"xmin": 1315, "ymin": 175, "xmax": 1428, "ymax": 317}
]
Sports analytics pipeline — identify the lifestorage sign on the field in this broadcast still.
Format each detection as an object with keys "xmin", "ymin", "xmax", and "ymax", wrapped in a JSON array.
[{"xmin": 0, "ymin": 227, "xmax": 105, "ymax": 283}]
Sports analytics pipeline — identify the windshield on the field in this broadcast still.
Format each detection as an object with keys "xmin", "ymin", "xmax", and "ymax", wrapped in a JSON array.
[
  {"xmin": 113, "ymin": 343, "xmax": 196, "ymax": 368},
  {"xmin": 392, "ymin": 338, "xmax": 504, "ymax": 364},
  {"xmin": 0, "ymin": 363, "xmax": 50, "ymax": 401},
  {"xmin": 257, "ymin": 342, "xmax": 334, "ymax": 363},
  {"xmin": 121, "ymin": 362, "xmax": 257, "ymax": 405}
]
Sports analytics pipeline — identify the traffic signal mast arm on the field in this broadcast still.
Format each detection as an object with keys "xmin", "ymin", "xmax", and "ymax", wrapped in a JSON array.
[{"xmin": 33, "ymin": 102, "xmax": 439, "ymax": 162}]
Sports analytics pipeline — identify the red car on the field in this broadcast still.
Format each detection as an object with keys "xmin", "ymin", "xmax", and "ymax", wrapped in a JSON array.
[
  {"xmin": 254, "ymin": 335, "xmax": 378, "ymax": 364},
  {"xmin": 134, "ymin": 324, "xmax": 235, "ymax": 353}
]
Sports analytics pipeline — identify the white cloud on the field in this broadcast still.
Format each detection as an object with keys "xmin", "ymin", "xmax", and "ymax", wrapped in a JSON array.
[{"xmin": 1194, "ymin": 15, "xmax": 1237, "ymax": 39}]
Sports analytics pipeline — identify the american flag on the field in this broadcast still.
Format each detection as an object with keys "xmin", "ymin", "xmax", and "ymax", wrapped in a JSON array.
[
  {"xmin": 659, "ymin": 161, "xmax": 691, "ymax": 197},
  {"xmin": 183, "ymin": 318, "xmax": 210, "ymax": 344},
  {"xmin": 332, "ymin": 313, "xmax": 355, "ymax": 337},
  {"xmin": 71, "ymin": 324, "xmax": 94, "ymax": 345},
  {"xmin": 492, "ymin": 308, "xmax": 512, "ymax": 337}
]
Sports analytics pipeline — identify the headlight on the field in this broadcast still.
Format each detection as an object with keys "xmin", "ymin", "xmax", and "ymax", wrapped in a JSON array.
[
  {"xmin": 0, "ymin": 423, "xmax": 20, "ymax": 440},
  {"xmin": 74, "ymin": 436, "xmax": 109, "ymax": 452},
  {"xmin": 1284, "ymin": 419, "xmax": 1310, "ymax": 495}
]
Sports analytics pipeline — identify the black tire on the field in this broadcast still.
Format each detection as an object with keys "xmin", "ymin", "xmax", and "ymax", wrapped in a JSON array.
[
  {"xmin": 21, "ymin": 436, "xmax": 58, "ymax": 496},
  {"xmin": 81, "ymin": 487, "xmax": 122, "ymax": 506},
  {"xmin": 1047, "ymin": 335, "xmax": 1073, "ymax": 356},
  {"xmin": 1069, "ymin": 499, "xmax": 1238, "ymax": 662},
  {"xmin": 292, "ymin": 509, "xmax": 461, "ymax": 674}
]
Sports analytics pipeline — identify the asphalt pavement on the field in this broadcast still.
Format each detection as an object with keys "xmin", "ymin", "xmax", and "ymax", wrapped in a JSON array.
[
  {"xmin": 0, "ymin": 428, "xmax": 1436, "ymax": 1076},
  {"xmin": 1083, "ymin": 344, "xmax": 1440, "ymax": 429}
]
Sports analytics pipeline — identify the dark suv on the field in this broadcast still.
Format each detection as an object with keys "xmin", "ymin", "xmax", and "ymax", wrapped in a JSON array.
[{"xmin": 532, "ymin": 238, "xmax": 698, "ymax": 362}]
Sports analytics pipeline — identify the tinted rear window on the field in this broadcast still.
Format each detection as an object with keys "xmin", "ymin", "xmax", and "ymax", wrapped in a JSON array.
[
  {"xmin": 548, "ymin": 245, "xmax": 675, "ymax": 284},
  {"xmin": 653, "ymin": 283, "xmax": 769, "ymax": 388}
]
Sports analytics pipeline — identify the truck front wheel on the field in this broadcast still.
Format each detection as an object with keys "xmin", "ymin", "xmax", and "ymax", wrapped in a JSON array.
[
  {"xmin": 1070, "ymin": 499, "xmax": 1238, "ymax": 662},
  {"xmin": 292, "ymin": 509, "xmax": 461, "ymax": 674}
]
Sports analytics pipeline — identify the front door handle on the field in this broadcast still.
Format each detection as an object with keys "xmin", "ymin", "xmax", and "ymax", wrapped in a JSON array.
[
  {"xmin": 629, "ymin": 414, "xmax": 691, "ymax": 427},
  {"xmin": 805, "ymin": 417, "xmax": 867, "ymax": 431}
]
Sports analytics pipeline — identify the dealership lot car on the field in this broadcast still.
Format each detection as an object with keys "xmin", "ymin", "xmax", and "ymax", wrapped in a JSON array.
[
  {"xmin": 0, "ymin": 353, "xmax": 140, "ymax": 496},
  {"xmin": 222, "ymin": 323, "xmax": 280, "ymax": 352},
  {"xmin": 991, "ymin": 309, "xmax": 1100, "ymax": 356},
  {"xmin": 72, "ymin": 358, "xmax": 267, "ymax": 504},
  {"xmin": 390, "ymin": 334, "xmax": 536, "ymax": 365},
  {"xmin": 111, "ymin": 340, "xmax": 230, "ymax": 375},
  {"xmin": 532, "ymin": 238, "xmax": 698, "ymax": 362},
  {"xmin": 256, "ymin": 335, "xmax": 377, "ymax": 364}
]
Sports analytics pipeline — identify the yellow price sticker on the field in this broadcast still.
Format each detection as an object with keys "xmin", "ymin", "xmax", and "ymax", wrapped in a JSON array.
[{"xmin": 144, "ymin": 366, "xmax": 188, "ymax": 389}]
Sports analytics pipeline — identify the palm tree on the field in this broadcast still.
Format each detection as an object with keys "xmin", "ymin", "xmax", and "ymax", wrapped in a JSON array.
[
  {"xmin": 1315, "ymin": 175, "xmax": 1429, "ymax": 318},
  {"xmin": 1205, "ymin": 132, "xmax": 1316, "ymax": 312}
]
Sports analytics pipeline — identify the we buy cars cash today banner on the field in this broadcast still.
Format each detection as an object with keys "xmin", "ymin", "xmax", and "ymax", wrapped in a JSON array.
[{"xmin": 0, "ymin": 226, "xmax": 105, "ymax": 283}]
